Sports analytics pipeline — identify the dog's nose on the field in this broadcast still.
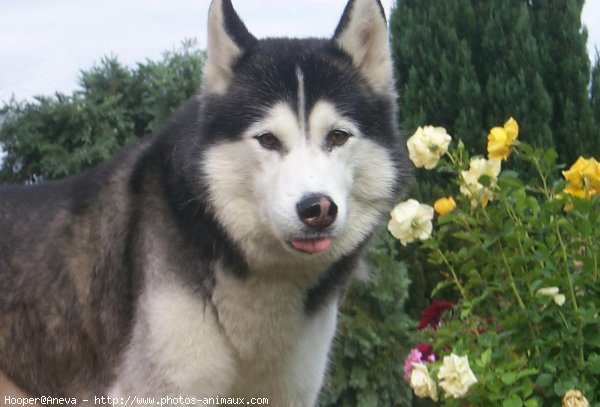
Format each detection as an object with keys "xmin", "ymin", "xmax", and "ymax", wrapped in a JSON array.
[{"xmin": 296, "ymin": 195, "xmax": 338, "ymax": 230}]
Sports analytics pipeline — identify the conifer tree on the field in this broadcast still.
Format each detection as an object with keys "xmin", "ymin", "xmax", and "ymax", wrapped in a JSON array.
[
  {"xmin": 391, "ymin": 0, "xmax": 556, "ymax": 156},
  {"xmin": 591, "ymin": 55, "xmax": 600, "ymax": 132},
  {"xmin": 477, "ymin": 0, "xmax": 553, "ymax": 151},
  {"xmin": 391, "ymin": 0, "xmax": 483, "ymax": 151},
  {"xmin": 0, "ymin": 41, "xmax": 203, "ymax": 183},
  {"xmin": 530, "ymin": 0, "xmax": 598, "ymax": 162}
]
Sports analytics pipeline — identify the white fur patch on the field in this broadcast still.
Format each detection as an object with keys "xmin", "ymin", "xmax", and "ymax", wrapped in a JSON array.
[
  {"xmin": 109, "ymin": 243, "xmax": 237, "ymax": 397},
  {"xmin": 143, "ymin": 282, "xmax": 237, "ymax": 395},
  {"xmin": 212, "ymin": 263, "xmax": 338, "ymax": 405},
  {"xmin": 203, "ymin": 0, "xmax": 243, "ymax": 94}
]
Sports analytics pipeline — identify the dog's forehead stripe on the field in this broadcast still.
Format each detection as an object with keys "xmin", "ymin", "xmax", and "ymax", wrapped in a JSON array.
[{"xmin": 295, "ymin": 66, "xmax": 307, "ymax": 138}]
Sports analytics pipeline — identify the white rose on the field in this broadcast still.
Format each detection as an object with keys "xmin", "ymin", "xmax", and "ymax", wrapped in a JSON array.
[
  {"xmin": 554, "ymin": 294, "xmax": 566, "ymax": 306},
  {"xmin": 407, "ymin": 126, "xmax": 452, "ymax": 169},
  {"xmin": 562, "ymin": 389, "xmax": 590, "ymax": 407},
  {"xmin": 460, "ymin": 157, "xmax": 502, "ymax": 206},
  {"xmin": 410, "ymin": 363, "xmax": 438, "ymax": 401},
  {"xmin": 437, "ymin": 354, "xmax": 478, "ymax": 398},
  {"xmin": 388, "ymin": 199, "xmax": 434, "ymax": 246},
  {"xmin": 536, "ymin": 286, "xmax": 560, "ymax": 296},
  {"xmin": 536, "ymin": 287, "xmax": 566, "ymax": 306}
]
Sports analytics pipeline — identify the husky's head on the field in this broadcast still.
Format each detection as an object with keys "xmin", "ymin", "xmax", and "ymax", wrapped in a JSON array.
[{"xmin": 198, "ymin": 0, "xmax": 410, "ymax": 271}]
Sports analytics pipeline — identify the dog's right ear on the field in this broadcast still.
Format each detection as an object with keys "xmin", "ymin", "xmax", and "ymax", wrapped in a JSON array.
[
  {"xmin": 203, "ymin": 0, "xmax": 256, "ymax": 94},
  {"xmin": 333, "ymin": 0, "xmax": 393, "ymax": 94}
]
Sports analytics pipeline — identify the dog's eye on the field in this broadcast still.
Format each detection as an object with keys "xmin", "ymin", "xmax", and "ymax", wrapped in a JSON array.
[
  {"xmin": 254, "ymin": 133, "xmax": 282, "ymax": 151},
  {"xmin": 326, "ymin": 129, "xmax": 352, "ymax": 151}
]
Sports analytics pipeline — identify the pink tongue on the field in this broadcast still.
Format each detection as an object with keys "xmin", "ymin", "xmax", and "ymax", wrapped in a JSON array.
[{"xmin": 290, "ymin": 238, "xmax": 332, "ymax": 254}]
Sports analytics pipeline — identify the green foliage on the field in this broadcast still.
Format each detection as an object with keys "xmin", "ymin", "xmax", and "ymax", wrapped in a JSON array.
[
  {"xmin": 320, "ymin": 232, "xmax": 416, "ymax": 407},
  {"xmin": 0, "ymin": 40, "xmax": 203, "ymax": 183},
  {"xmin": 402, "ymin": 123, "xmax": 600, "ymax": 405}
]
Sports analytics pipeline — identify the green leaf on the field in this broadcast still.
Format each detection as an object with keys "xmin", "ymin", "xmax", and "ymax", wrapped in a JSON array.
[
  {"xmin": 437, "ymin": 211, "xmax": 461, "ymax": 225},
  {"xmin": 585, "ymin": 353, "xmax": 600, "ymax": 375},
  {"xmin": 501, "ymin": 372, "xmax": 518, "ymax": 385},
  {"xmin": 517, "ymin": 368, "xmax": 539, "ymax": 379},
  {"xmin": 542, "ymin": 148, "xmax": 558, "ymax": 167},
  {"xmin": 431, "ymin": 279, "xmax": 453, "ymax": 297},
  {"xmin": 478, "ymin": 348, "xmax": 492, "ymax": 367},
  {"xmin": 503, "ymin": 394, "xmax": 523, "ymax": 407},
  {"xmin": 478, "ymin": 174, "xmax": 493, "ymax": 187},
  {"xmin": 524, "ymin": 399, "xmax": 539, "ymax": 407}
]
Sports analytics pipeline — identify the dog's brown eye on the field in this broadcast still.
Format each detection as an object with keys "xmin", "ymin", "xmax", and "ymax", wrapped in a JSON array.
[
  {"xmin": 326, "ymin": 129, "xmax": 352, "ymax": 151},
  {"xmin": 255, "ymin": 133, "xmax": 282, "ymax": 151}
]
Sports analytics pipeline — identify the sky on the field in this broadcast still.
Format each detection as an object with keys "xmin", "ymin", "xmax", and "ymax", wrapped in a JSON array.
[{"xmin": 0, "ymin": 0, "xmax": 599, "ymax": 104}]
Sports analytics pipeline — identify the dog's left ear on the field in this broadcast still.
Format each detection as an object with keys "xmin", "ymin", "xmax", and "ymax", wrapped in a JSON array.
[
  {"xmin": 203, "ymin": 0, "xmax": 256, "ymax": 94},
  {"xmin": 333, "ymin": 0, "xmax": 393, "ymax": 93}
]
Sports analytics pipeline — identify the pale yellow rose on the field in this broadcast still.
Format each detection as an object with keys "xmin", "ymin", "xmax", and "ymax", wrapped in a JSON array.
[
  {"xmin": 437, "ymin": 354, "xmax": 477, "ymax": 398},
  {"xmin": 410, "ymin": 363, "xmax": 438, "ymax": 401},
  {"xmin": 388, "ymin": 199, "xmax": 434, "ymax": 246},
  {"xmin": 459, "ymin": 158, "xmax": 501, "ymax": 207},
  {"xmin": 407, "ymin": 126, "xmax": 452, "ymax": 169},
  {"xmin": 562, "ymin": 390, "xmax": 590, "ymax": 407}
]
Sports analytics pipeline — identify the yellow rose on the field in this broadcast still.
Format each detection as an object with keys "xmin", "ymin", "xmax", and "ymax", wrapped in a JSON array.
[
  {"xmin": 581, "ymin": 157, "xmax": 600, "ymax": 191},
  {"xmin": 563, "ymin": 157, "xmax": 589, "ymax": 189},
  {"xmin": 563, "ymin": 156, "xmax": 600, "ymax": 199},
  {"xmin": 434, "ymin": 197, "xmax": 456, "ymax": 216},
  {"xmin": 487, "ymin": 117, "xmax": 519, "ymax": 160}
]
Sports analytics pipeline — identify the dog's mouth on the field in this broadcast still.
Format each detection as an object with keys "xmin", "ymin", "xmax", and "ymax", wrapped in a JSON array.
[{"xmin": 288, "ymin": 237, "xmax": 332, "ymax": 254}]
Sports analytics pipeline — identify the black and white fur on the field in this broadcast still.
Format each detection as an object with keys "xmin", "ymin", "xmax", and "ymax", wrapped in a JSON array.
[{"xmin": 0, "ymin": 0, "xmax": 410, "ymax": 405}]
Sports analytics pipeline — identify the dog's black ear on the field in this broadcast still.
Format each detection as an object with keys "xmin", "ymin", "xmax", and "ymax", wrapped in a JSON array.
[
  {"xmin": 203, "ymin": 0, "xmax": 256, "ymax": 94},
  {"xmin": 333, "ymin": 0, "xmax": 393, "ymax": 93}
]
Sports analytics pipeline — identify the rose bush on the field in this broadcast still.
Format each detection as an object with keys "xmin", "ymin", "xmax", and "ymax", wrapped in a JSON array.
[{"xmin": 396, "ymin": 120, "xmax": 599, "ymax": 405}]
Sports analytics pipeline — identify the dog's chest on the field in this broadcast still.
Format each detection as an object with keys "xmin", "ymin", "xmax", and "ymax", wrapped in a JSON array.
[
  {"xmin": 211, "ymin": 268, "xmax": 338, "ymax": 399},
  {"xmin": 119, "ymin": 265, "xmax": 338, "ymax": 404},
  {"xmin": 212, "ymin": 269, "xmax": 317, "ymax": 370}
]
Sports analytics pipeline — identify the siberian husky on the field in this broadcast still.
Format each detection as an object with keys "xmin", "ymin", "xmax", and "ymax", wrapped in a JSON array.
[{"xmin": 0, "ymin": 0, "xmax": 410, "ymax": 405}]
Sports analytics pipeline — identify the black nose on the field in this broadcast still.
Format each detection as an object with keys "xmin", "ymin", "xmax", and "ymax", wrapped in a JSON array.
[{"xmin": 296, "ymin": 195, "xmax": 338, "ymax": 230}]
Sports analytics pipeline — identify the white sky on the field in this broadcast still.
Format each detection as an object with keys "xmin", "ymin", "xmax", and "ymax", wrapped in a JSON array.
[{"xmin": 0, "ymin": 0, "xmax": 599, "ymax": 103}]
